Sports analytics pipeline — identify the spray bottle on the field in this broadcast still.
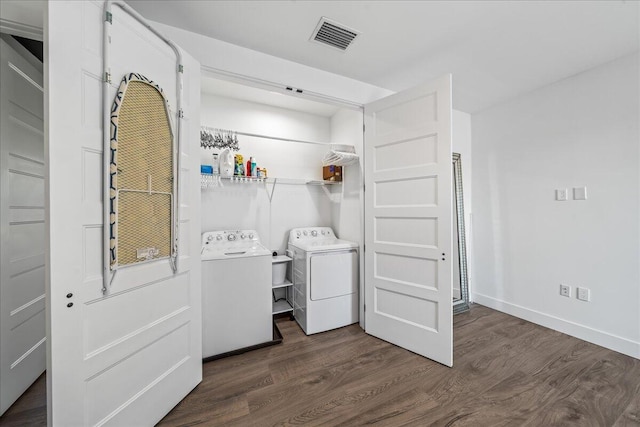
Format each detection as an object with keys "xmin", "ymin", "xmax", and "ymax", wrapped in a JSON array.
[{"xmin": 246, "ymin": 157, "xmax": 252, "ymax": 177}]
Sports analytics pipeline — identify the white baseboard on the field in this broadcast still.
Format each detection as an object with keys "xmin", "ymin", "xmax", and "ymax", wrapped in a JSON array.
[{"xmin": 471, "ymin": 292, "xmax": 640, "ymax": 360}]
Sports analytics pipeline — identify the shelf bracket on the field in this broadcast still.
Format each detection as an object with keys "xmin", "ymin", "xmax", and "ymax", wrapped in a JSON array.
[{"xmin": 266, "ymin": 177, "xmax": 278, "ymax": 204}]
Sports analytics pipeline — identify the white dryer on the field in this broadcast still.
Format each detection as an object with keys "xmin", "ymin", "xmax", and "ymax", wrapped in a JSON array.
[
  {"xmin": 201, "ymin": 230, "xmax": 271, "ymax": 359},
  {"xmin": 288, "ymin": 227, "xmax": 358, "ymax": 335}
]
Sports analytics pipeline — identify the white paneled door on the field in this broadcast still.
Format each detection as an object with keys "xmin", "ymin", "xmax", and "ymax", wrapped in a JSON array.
[
  {"xmin": 46, "ymin": 1, "xmax": 202, "ymax": 425},
  {"xmin": 0, "ymin": 36, "xmax": 45, "ymax": 416},
  {"xmin": 364, "ymin": 75, "xmax": 453, "ymax": 367}
]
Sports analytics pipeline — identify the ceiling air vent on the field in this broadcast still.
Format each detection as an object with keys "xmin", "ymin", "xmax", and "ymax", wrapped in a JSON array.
[{"xmin": 310, "ymin": 17, "xmax": 359, "ymax": 51}]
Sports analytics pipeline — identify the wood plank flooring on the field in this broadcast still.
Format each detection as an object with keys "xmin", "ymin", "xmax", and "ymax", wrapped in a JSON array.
[
  {"xmin": 2, "ymin": 304, "xmax": 639, "ymax": 426},
  {"xmin": 0, "ymin": 372, "xmax": 46, "ymax": 426}
]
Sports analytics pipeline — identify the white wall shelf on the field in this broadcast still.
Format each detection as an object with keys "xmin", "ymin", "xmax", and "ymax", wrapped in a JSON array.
[{"xmin": 201, "ymin": 173, "xmax": 342, "ymax": 190}]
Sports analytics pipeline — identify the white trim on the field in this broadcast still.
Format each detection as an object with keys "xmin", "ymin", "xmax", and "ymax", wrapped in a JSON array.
[
  {"xmin": 0, "ymin": 18, "xmax": 43, "ymax": 41},
  {"xmin": 472, "ymin": 292, "xmax": 640, "ymax": 359},
  {"xmin": 9, "ymin": 61, "xmax": 43, "ymax": 91},
  {"xmin": 200, "ymin": 65, "xmax": 363, "ymax": 111},
  {"xmin": 10, "ymin": 337, "xmax": 46, "ymax": 369}
]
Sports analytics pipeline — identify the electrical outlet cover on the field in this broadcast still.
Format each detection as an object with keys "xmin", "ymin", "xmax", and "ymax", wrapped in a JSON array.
[
  {"xmin": 577, "ymin": 287, "xmax": 590, "ymax": 301},
  {"xmin": 560, "ymin": 284, "xmax": 571, "ymax": 297}
]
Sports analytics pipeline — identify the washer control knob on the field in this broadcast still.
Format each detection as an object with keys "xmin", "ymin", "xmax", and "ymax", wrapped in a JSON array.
[
  {"xmin": 228, "ymin": 234, "xmax": 236, "ymax": 241},
  {"xmin": 303, "ymin": 230, "xmax": 308, "ymax": 236},
  {"xmin": 249, "ymin": 233, "xmax": 254, "ymax": 239},
  {"xmin": 216, "ymin": 235, "xmax": 223, "ymax": 241},
  {"xmin": 207, "ymin": 235, "xmax": 214, "ymax": 241},
  {"xmin": 311, "ymin": 230, "xmax": 318, "ymax": 237},
  {"xmin": 296, "ymin": 231, "xmax": 301, "ymax": 237},
  {"xmin": 321, "ymin": 230, "xmax": 326, "ymax": 235},
  {"xmin": 240, "ymin": 233, "xmax": 246, "ymax": 239}
]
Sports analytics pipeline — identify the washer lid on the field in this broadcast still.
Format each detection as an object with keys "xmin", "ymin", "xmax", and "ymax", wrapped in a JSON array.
[{"xmin": 290, "ymin": 238, "xmax": 358, "ymax": 252}]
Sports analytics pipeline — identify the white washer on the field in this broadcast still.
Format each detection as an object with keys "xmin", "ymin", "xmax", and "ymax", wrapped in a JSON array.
[
  {"xmin": 288, "ymin": 227, "xmax": 359, "ymax": 335},
  {"xmin": 201, "ymin": 230, "xmax": 271, "ymax": 358}
]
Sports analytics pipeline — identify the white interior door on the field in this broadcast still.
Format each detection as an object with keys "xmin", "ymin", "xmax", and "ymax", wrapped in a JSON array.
[
  {"xmin": 46, "ymin": 1, "xmax": 202, "ymax": 425},
  {"xmin": 364, "ymin": 75, "xmax": 453, "ymax": 367},
  {"xmin": 0, "ymin": 35, "xmax": 45, "ymax": 416}
]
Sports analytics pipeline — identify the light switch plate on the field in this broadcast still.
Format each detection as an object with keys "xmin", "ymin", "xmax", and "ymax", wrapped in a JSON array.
[
  {"xmin": 573, "ymin": 187, "xmax": 587, "ymax": 200},
  {"xmin": 556, "ymin": 189, "xmax": 568, "ymax": 201},
  {"xmin": 577, "ymin": 287, "xmax": 590, "ymax": 301}
]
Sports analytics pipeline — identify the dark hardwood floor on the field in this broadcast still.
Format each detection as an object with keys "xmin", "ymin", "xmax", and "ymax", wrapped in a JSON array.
[
  {"xmin": 0, "ymin": 372, "xmax": 46, "ymax": 426},
  {"xmin": 2, "ymin": 304, "xmax": 639, "ymax": 426}
]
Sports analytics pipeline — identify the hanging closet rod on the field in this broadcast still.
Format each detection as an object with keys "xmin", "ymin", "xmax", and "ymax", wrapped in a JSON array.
[{"xmin": 201, "ymin": 126, "xmax": 332, "ymax": 147}]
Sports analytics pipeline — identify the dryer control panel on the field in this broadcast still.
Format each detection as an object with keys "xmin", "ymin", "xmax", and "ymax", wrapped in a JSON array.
[{"xmin": 288, "ymin": 227, "xmax": 335, "ymax": 243}]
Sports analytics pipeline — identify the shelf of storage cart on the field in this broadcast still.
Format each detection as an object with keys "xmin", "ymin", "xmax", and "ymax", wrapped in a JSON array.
[{"xmin": 272, "ymin": 255, "xmax": 293, "ymax": 315}]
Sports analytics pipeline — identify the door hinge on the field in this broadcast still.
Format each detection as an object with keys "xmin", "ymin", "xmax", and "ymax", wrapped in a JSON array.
[
  {"xmin": 363, "ymin": 123, "xmax": 365, "ymax": 132},
  {"xmin": 178, "ymin": 64, "xmax": 184, "ymax": 73},
  {"xmin": 105, "ymin": 11, "xmax": 112, "ymax": 24},
  {"xmin": 104, "ymin": 72, "xmax": 111, "ymax": 84},
  {"xmin": 364, "ymin": 304, "xmax": 366, "ymax": 312},
  {"xmin": 178, "ymin": 109, "xmax": 184, "ymax": 118}
]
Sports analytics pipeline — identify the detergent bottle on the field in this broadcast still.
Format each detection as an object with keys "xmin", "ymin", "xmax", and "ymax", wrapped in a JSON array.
[{"xmin": 219, "ymin": 148, "xmax": 234, "ymax": 178}]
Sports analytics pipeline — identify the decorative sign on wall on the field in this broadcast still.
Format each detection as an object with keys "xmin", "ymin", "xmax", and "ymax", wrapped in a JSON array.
[{"xmin": 109, "ymin": 73, "xmax": 176, "ymax": 270}]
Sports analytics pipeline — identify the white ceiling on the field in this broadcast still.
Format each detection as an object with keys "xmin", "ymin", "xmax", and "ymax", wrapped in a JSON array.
[{"xmin": 127, "ymin": 0, "xmax": 639, "ymax": 113}]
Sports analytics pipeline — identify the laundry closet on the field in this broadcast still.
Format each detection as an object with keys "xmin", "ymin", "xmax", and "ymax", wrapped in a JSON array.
[
  {"xmin": 199, "ymin": 76, "xmax": 364, "ymax": 358},
  {"xmin": 36, "ymin": 2, "xmax": 461, "ymax": 424}
]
